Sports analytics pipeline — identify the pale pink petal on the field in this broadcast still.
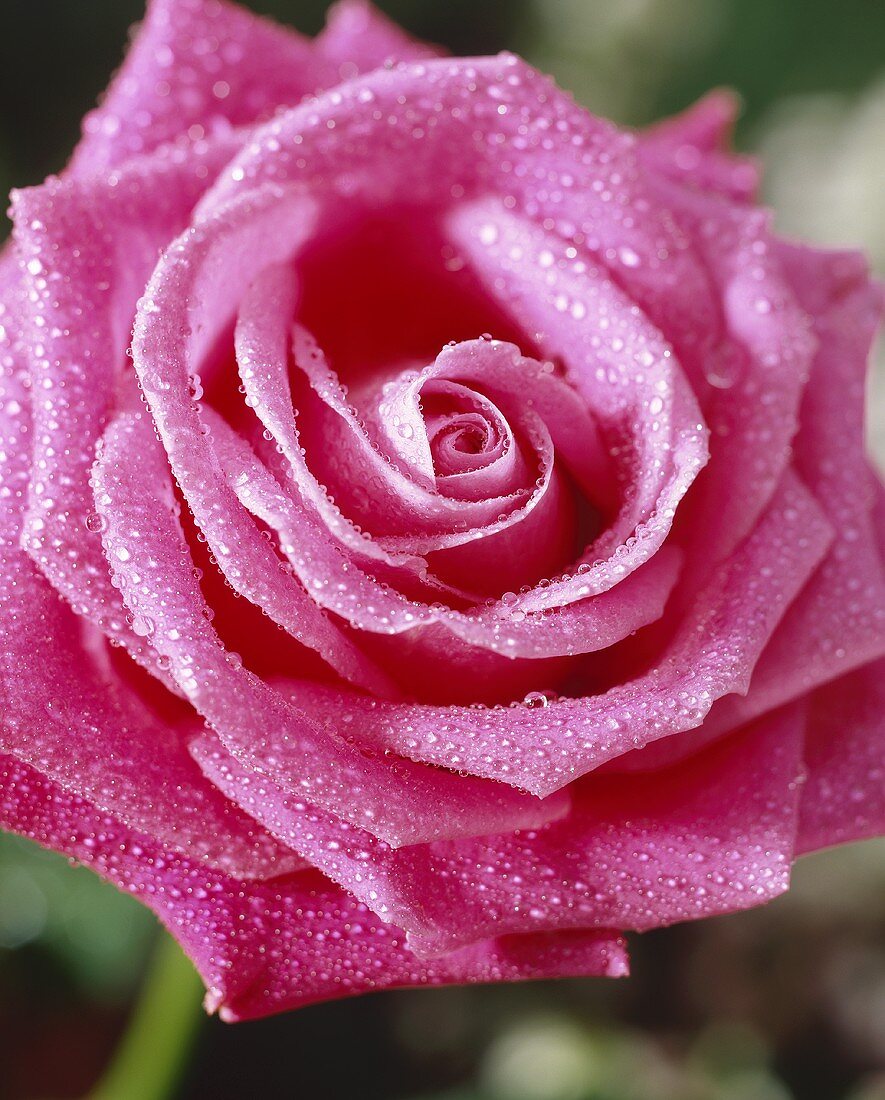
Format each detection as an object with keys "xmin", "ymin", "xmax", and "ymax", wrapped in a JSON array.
[
  {"xmin": 202, "ymin": 408, "xmax": 452, "ymax": 630},
  {"xmin": 426, "ymin": 339, "xmax": 612, "ymax": 506}
]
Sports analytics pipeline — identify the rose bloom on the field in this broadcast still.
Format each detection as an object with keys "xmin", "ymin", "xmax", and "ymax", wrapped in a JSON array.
[{"xmin": 1, "ymin": 0, "xmax": 883, "ymax": 1022}]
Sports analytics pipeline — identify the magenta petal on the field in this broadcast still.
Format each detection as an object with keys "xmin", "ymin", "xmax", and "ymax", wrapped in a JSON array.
[
  {"xmin": 72, "ymin": 0, "xmax": 342, "ymax": 175},
  {"xmin": 614, "ymin": 246, "xmax": 884, "ymax": 774},
  {"xmin": 293, "ymin": 472, "xmax": 830, "ymax": 793},
  {"xmin": 93, "ymin": 411, "xmax": 571, "ymax": 845},
  {"xmin": 797, "ymin": 662, "xmax": 885, "ymax": 854},
  {"xmin": 193, "ymin": 703, "xmax": 802, "ymax": 955},
  {"xmin": 638, "ymin": 90, "xmax": 760, "ymax": 201},
  {"xmin": 12, "ymin": 135, "xmax": 243, "ymax": 694},
  {"xmin": 0, "ymin": 753, "xmax": 627, "ymax": 1019},
  {"xmin": 0, "ymin": 552, "xmax": 303, "ymax": 880}
]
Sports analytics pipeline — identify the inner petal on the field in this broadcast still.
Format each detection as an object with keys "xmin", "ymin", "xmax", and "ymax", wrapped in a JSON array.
[
  {"xmin": 421, "ymin": 380, "xmax": 521, "ymax": 499},
  {"xmin": 431, "ymin": 414, "xmax": 492, "ymax": 465}
]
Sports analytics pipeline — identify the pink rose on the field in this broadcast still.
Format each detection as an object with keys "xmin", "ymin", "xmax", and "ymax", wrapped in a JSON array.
[{"xmin": 1, "ymin": 0, "xmax": 883, "ymax": 1022}]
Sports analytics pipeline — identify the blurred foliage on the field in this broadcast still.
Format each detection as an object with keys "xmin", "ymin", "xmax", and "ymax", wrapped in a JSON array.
[
  {"xmin": 0, "ymin": 2, "xmax": 884, "ymax": 1099},
  {"xmin": 0, "ymin": 834, "xmax": 154, "ymax": 999}
]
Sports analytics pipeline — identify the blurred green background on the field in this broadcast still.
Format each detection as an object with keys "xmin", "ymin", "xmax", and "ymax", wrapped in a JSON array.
[{"xmin": 1, "ymin": 2, "xmax": 884, "ymax": 1098}]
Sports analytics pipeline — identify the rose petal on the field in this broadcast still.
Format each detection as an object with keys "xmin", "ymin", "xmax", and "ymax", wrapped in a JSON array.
[
  {"xmin": 638, "ymin": 90, "xmax": 760, "ymax": 201},
  {"xmin": 447, "ymin": 199, "xmax": 709, "ymax": 614},
  {"xmin": 292, "ymin": 471, "xmax": 830, "ymax": 794},
  {"xmin": 71, "ymin": 0, "xmax": 427, "ymax": 177},
  {"xmin": 194, "ymin": 702, "xmax": 803, "ymax": 955},
  {"xmin": 679, "ymin": 246, "xmax": 885, "ymax": 745},
  {"xmin": 205, "ymin": 408, "xmax": 680, "ymax": 690},
  {"xmin": 148, "ymin": 227, "xmax": 681, "ymax": 677},
  {"xmin": 797, "ymin": 662, "xmax": 885, "ymax": 854},
  {"xmin": 651, "ymin": 181, "xmax": 817, "ymax": 569},
  {"xmin": 317, "ymin": 0, "xmax": 440, "ymax": 72},
  {"xmin": 0, "ymin": 254, "xmax": 297, "ymax": 879},
  {"xmin": 128, "ymin": 184, "xmax": 403, "ymax": 694},
  {"xmin": 201, "ymin": 53, "xmax": 718, "ymax": 371},
  {"xmin": 285, "ymin": 323, "xmax": 539, "ymax": 548},
  {"xmin": 93, "ymin": 410, "xmax": 572, "ymax": 846},
  {"xmin": 0, "ymin": 752, "xmax": 628, "ymax": 1021},
  {"xmin": 12, "ymin": 134, "xmax": 244, "ymax": 693}
]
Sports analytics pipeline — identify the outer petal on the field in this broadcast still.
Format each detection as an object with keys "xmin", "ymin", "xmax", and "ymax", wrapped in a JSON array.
[
  {"xmin": 638, "ymin": 90, "xmax": 760, "ymax": 202},
  {"xmin": 797, "ymin": 662, "xmax": 885, "ymax": 854},
  {"xmin": 0, "ymin": 753, "xmax": 628, "ymax": 1021},
  {"xmin": 316, "ymin": 0, "xmax": 440, "ymax": 72},
  {"xmin": 71, "ymin": 0, "xmax": 431, "ymax": 177},
  {"xmin": 609, "ymin": 247, "xmax": 884, "ymax": 774},
  {"xmin": 656, "ymin": 187, "xmax": 817, "ymax": 570},
  {"xmin": 12, "ymin": 133, "xmax": 244, "ymax": 689},
  {"xmin": 690, "ymin": 246, "xmax": 885, "ymax": 741},
  {"xmin": 0, "ymin": 252, "xmax": 296, "ymax": 880},
  {"xmin": 194, "ymin": 703, "xmax": 804, "ymax": 955}
]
